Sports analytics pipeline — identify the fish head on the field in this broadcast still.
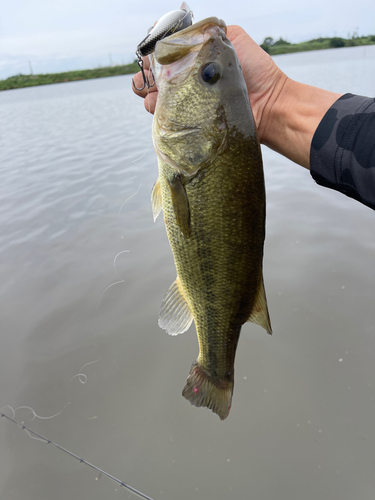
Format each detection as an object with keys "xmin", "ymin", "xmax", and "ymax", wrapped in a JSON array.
[{"xmin": 151, "ymin": 18, "xmax": 254, "ymax": 176}]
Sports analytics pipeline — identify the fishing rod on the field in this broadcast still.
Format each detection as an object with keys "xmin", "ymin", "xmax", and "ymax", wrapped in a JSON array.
[{"xmin": 0, "ymin": 411, "xmax": 155, "ymax": 500}]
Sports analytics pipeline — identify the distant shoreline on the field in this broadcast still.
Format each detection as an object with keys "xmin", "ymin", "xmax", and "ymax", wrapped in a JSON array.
[
  {"xmin": 1, "ymin": 34, "xmax": 375, "ymax": 91},
  {"xmin": 0, "ymin": 62, "xmax": 139, "ymax": 91},
  {"xmin": 261, "ymin": 34, "xmax": 375, "ymax": 56}
]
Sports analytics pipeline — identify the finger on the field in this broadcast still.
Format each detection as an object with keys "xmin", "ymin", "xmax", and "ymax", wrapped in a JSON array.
[
  {"xmin": 144, "ymin": 91, "xmax": 158, "ymax": 115},
  {"xmin": 141, "ymin": 56, "xmax": 150, "ymax": 70}
]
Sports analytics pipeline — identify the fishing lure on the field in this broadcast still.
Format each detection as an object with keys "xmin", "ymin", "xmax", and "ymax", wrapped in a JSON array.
[{"xmin": 132, "ymin": 2, "xmax": 193, "ymax": 91}]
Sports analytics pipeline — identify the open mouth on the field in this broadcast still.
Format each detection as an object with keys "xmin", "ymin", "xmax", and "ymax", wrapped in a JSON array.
[{"xmin": 151, "ymin": 17, "xmax": 227, "ymax": 85}]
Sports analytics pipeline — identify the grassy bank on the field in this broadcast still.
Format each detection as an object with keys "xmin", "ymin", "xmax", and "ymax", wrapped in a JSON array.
[
  {"xmin": 261, "ymin": 34, "xmax": 375, "ymax": 55},
  {"xmin": 0, "ymin": 62, "xmax": 139, "ymax": 91}
]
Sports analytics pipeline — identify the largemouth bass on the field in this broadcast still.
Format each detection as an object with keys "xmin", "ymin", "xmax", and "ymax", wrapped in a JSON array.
[{"xmin": 150, "ymin": 18, "xmax": 272, "ymax": 420}]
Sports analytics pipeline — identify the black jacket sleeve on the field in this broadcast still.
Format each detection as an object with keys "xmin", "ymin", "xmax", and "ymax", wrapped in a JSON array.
[{"xmin": 310, "ymin": 93, "xmax": 375, "ymax": 210}]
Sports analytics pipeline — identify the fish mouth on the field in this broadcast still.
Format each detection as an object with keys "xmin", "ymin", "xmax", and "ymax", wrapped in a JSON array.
[
  {"xmin": 150, "ymin": 17, "xmax": 227, "ymax": 85},
  {"xmin": 155, "ymin": 17, "xmax": 227, "ymax": 66}
]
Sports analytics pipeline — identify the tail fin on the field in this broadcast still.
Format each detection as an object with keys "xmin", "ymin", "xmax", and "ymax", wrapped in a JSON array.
[{"xmin": 182, "ymin": 361, "xmax": 233, "ymax": 420}]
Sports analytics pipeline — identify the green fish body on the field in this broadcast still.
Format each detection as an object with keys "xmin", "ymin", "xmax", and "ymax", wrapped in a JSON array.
[{"xmin": 151, "ymin": 18, "xmax": 271, "ymax": 420}]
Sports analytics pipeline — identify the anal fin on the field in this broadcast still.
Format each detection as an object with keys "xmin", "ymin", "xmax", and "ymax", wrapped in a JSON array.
[
  {"xmin": 158, "ymin": 277, "xmax": 193, "ymax": 335},
  {"xmin": 247, "ymin": 275, "xmax": 272, "ymax": 334}
]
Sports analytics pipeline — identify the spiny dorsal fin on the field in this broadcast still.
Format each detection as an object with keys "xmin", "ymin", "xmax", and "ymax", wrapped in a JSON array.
[
  {"xmin": 158, "ymin": 277, "xmax": 194, "ymax": 335},
  {"xmin": 168, "ymin": 174, "xmax": 190, "ymax": 238},
  {"xmin": 247, "ymin": 275, "xmax": 272, "ymax": 334},
  {"xmin": 151, "ymin": 178, "xmax": 162, "ymax": 221}
]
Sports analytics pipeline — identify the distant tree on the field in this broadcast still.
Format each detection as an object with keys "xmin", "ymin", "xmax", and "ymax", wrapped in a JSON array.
[
  {"xmin": 273, "ymin": 37, "xmax": 291, "ymax": 46},
  {"xmin": 260, "ymin": 37, "xmax": 274, "ymax": 53},
  {"xmin": 263, "ymin": 37, "xmax": 274, "ymax": 46},
  {"xmin": 329, "ymin": 37, "xmax": 346, "ymax": 48}
]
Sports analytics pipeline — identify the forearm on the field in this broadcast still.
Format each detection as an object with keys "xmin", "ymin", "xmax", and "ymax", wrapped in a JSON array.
[{"xmin": 259, "ymin": 76, "xmax": 342, "ymax": 169}]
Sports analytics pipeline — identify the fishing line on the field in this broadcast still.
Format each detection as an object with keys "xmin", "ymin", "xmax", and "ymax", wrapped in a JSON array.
[
  {"xmin": 95, "ymin": 250, "xmax": 130, "ymax": 310},
  {"xmin": 70, "ymin": 358, "xmax": 100, "ymax": 384},
  {"xmin": 117, "ymin": 65, "xmax": 154, "ymax": 221},
  {"xmin": 0, "ymin": 403, "xmax": 71, "ymax": 443},
  {"xmin": 98, "ymin": 75, "xmax": 155, "ymax": 309},
  {"xmin": 13, "ymin": 402, "xmax": 71, "ymax": 421},
  {"xmin": 117, "ymin": 142, "xmax": 148, "ymax": 220},
  {"xmin": 0, "ymin": 410, "xmax": 156, "ymax": 500}
]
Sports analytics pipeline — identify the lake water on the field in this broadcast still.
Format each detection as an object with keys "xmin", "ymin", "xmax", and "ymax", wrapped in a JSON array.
[{"xmin": 0, "ymin": 44, "xmax": 374, "ymax": 500}]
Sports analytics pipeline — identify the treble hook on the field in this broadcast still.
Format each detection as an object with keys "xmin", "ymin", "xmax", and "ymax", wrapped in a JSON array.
[{"xmin": 132, "ymin": 52, "xmax": 155, "ymax": 91}]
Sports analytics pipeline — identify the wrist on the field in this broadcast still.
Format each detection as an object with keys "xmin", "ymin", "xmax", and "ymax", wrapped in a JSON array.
[{"xmin": 258, "ymin": 76, "xmax": 342, "ymax": 169}]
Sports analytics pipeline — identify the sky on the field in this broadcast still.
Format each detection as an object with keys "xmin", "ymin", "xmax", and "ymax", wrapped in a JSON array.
[{"xmin": 1, "ymin": 0, "xmax": 374, "ymax": 79}]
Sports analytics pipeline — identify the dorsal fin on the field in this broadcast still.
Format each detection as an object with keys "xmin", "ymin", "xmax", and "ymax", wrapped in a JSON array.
[
  {"xmin": 247, "ymin": 275, "xmax": 272, "ymax": 334},
  {"xmin": 158, "ymin": 277, "xmax": 194, "ymax": 335},
  {"xmin": 151, "ymin": 178, "xmax": 162, "ymax": 221}
]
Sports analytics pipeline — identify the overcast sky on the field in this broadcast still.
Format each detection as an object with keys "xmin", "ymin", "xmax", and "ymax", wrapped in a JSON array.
[{"xmin": 1, "ymin": 0, "xmax": 374, "ymax": 79}]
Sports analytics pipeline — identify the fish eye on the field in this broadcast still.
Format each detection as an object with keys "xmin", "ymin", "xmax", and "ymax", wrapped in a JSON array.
[{"xmin": 200, "ymin": 62, "xmax": 221, "ymax": 84}]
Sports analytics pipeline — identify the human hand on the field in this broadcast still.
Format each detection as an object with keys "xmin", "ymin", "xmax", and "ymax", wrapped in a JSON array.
[
  {"xmin": 131, "ymin": 24, "xmax": 341, "ymax": 168},
  {"xmin": 224, "ymin": 26, "xmax": 286, "ymax": 145},
  {"xmin": 131, "ymin": 25, "xmax": 285, "ymax": 144},
  {"xmin": 226, "ymin": 26, "xmax": 342, "ymax": 168}
]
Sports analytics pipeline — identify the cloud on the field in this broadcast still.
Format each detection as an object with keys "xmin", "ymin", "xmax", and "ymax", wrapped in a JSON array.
[
  {"xmin": 1, "ymin": 0, "xmax": 374, "ymax": 79},
  {"xmin": 2, "ymin": 30, "xmax": 124, "ymax": 57}
]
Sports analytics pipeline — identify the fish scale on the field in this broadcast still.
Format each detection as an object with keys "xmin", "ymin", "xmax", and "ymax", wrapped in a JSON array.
[{"xmin": 151, "ymin": 17, "xmax": 272, "ymax": 420}]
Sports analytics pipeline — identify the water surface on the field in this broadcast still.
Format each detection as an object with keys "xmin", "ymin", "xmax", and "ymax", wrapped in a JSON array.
[{"xmin": 0, "ymin": 45, "xmax": 374, "ymax": 500}]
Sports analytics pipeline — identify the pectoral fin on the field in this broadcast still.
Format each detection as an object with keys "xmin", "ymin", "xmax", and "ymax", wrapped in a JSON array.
[
  {"xmin": 168, "ymin": 174, "xmax": 190, "ymax": 237},
  {"xmin": 158, "ymin": 277, "xmax": 194, "ymax": 335},
  {"xmin": 151, "ymin": 178, "xmax": 162, "ymax": 221},
  {"xmin": 247, "ymin": 275, "xmax": 272, "ymax": 334}
]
